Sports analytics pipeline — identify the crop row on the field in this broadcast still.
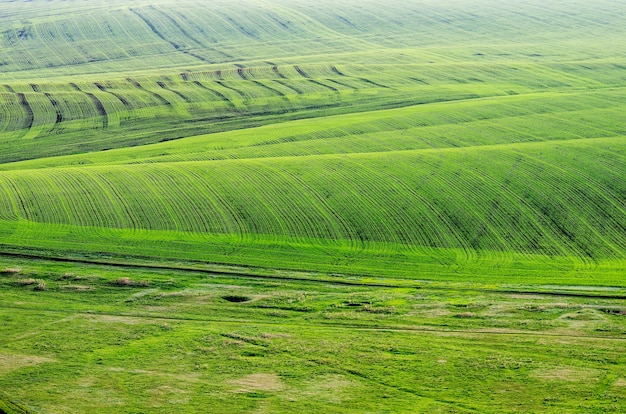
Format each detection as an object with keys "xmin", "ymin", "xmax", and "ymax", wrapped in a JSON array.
[
  {"xmin": 0, "ymin": 63, "xmax": 409, "ymax": 161},
  {"xmin": 0, "ymin": 137, "xmax": 623, "ymax": 272},
  {"xmin": 2, "ymin": 0, "xmax": 625, "ymax": 80},
  {"xmin": 2, "ymin": 58, "xmax": 625, "ymax": 164},
  {"xmin": 4, "ymin": 88, "xmax": 620, "ymax": 172}
]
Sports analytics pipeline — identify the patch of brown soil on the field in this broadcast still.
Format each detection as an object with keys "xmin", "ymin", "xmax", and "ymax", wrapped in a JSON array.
[
  {"xmin": 0, "ymin": 353, "xmax": 56, "ymax": 373},
  {"xmin": 86, "ymin": 314, "xmax": 145, "ymax": 324},
  {"xmin": 532, "ymin": 367, "xmax": 602, "ymax": 382},
  {"xmin": 149, "ymin": 385, "xmax": 189, "ymax": 395},
  {"xmin": 230, "ymin": 373, "xmax": 284, "ymax": 393},
  {"xmin": 614, "ymin": 378, "xmax": 626, "ymax": 387},
  {"xmin": 261, "ymin": 332, "xmax": 292, "ymax": 339},
  {"xmin": 63, "ymin": 284, "xmax": 93, "ymax": 291}
]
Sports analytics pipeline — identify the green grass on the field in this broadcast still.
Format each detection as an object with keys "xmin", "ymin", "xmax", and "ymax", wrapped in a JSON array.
[
  {"xmin": 0, "ymin": 117, "xmax": 623, "ymax": 283},
  {"xmin": 1, "ymin": 257, "xmax": 626, "ymax": 413},
  {"xmin": 0, "ymin": 0, "xmax": 625, "ymax": 412}
]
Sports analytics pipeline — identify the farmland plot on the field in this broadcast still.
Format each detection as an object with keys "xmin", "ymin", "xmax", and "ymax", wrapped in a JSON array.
[{"xmin": 0, "ymin": 0, "xmax": 625, "ymax": 412}]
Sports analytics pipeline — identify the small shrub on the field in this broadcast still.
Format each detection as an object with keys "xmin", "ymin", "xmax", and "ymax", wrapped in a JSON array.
[{"xmin": 34, "ymin": 280, "xmax": 46, "ymax": 291}]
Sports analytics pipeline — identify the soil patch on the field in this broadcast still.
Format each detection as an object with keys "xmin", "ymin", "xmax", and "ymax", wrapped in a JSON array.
[
  {"xmin": 230, "ymin": 373, "xmax": 284, "ymax": 393},
  {"xmin": 0, "ymin": 353, "xmax": 56, "ymax": 374},
  {"xmin": 532, "ymin": 367, "xmax": 602, "ymax": 382}
]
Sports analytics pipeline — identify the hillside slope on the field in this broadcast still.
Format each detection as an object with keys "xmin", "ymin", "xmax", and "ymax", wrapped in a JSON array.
[{"xmin": 0, "ymin": 0, "xmax": 624, "ymax": 284}]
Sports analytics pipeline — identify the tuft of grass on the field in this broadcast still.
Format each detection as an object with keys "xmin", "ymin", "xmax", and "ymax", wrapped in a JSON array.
[
  {"xmin": 111, "ymin": 277, "xmax": 150, "ymax": 287},
  {"xmin": 362, "ymin": 305, "xmax": 395, "ymax": 314},
  {"xmin": 13, "ymin": 277, "xmax": 47, "ymax": 291}
]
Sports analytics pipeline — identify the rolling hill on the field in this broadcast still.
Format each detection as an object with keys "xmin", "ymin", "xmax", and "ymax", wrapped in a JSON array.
[{"xmin": 0, "ymin": 0, "xmax": 625, "ymax": 412}]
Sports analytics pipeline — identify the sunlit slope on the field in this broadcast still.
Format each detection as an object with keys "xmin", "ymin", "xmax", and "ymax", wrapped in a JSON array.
[
  {"xmin": 0, "ymin": 135, "xmax": 623, "ymax": 282},
  {"xmin": 0, "ymin": 0, "xmax": 624, "ymax": 283},
  {"xmin": 1, "ymin": 0, "xmax": 626, "ymax": 162},
  {"xmin": 0, "ymin": 62, "xmax": 497, "ymax": 163},
  {"xmin": 2, "ymin": 0, "xmax": 624, "ymax": 76},
  {"xmin": 2, "ymin": 59, "xmax": 625, "ymax": 163},
  {"xmin": 1, "ymin": 88, "xmax": 624, "ymax": 171}
]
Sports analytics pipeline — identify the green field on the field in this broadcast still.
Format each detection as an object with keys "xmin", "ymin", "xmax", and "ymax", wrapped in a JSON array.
[{"xmin": 0, "ymin": 0, "xmax": 625, "ymax": 412}]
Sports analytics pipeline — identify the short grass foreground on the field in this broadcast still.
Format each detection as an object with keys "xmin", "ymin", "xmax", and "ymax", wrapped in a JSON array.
[
  {"xmin": 1, "ymin": 258, "xmax": 626, "ymax": 413},
  {"xmin": 0, "ymin": 0, "xmax": 625, "ymax": 412}
]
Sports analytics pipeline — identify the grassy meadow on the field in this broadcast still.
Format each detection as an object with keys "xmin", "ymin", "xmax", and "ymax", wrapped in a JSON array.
[{"xmin": 0, "ymin": 0, "xmax": 625, "ymax": 412}]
